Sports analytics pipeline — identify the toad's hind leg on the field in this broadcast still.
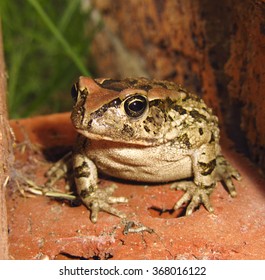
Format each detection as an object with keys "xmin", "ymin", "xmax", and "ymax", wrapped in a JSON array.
[{"xmin": 45, "ymin": 152, "xmax": 73, "ymax": 189}]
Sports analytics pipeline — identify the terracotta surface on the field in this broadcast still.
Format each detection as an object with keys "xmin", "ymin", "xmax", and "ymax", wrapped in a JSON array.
[{"xmin": 6, "ymin": 112, "xmax": 265, "ymax": 260}]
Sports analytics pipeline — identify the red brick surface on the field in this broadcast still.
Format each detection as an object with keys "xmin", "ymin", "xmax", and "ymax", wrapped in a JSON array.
[{"xmin": 7, "ymin": 113, "xmax": 265, "ymax": 259}]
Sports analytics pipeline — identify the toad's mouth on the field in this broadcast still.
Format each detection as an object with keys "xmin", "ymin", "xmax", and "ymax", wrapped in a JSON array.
[{"xmin": 77, "ymin": 129, "xmax": 160, "ymax": 147}]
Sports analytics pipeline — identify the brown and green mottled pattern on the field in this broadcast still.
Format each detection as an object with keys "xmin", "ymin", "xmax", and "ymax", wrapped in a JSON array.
[
  {"xmin": 95, "ymin": 78, "xmax": 176, "ymax": 91},
  {"xmin": 80, "ymin": 78, "xmax": 216, "ymax": 150}
]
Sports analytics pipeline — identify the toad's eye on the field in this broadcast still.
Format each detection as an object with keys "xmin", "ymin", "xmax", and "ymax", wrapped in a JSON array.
[
  {"xmin": 124, "ymin": 95, "xmax": 148, "ymax": 118},
  {"xmin": 71, "ymin": 83, "xmax": 79, "ymax": 102}
]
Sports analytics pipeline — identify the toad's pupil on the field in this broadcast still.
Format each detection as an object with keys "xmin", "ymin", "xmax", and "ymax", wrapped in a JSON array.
[{"xmin": 129, "ymin": 100, "xmax": 144, "ymax": 112}]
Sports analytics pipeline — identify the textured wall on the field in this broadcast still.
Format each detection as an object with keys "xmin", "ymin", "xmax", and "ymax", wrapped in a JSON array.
[{"xmin": 89, "ymin": 0, "xmax": 265, "ymax": 172}]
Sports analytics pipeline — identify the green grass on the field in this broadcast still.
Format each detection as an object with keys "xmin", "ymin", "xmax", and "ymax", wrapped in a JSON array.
[{"xmin": 1, "ymin": 0, "xmax": 99, "ymax": 118}]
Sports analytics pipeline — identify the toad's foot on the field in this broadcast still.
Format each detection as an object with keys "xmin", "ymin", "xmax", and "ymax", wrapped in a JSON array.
[
  {"xmin": 81, "ymin": 184, "xmax": 128, "ymax": 223},
  {"xmin": 216, "ymin": 155, "xmax": 241, "ymax": 197},
  {"xmin": 170, "ymin": 181, "xmax": 214, "ymax": 215}
]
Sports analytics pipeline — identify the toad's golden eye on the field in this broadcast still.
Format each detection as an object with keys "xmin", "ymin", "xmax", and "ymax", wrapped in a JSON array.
[{"xmin": 124, "ymin": 95, "xmax": 148, "ymax": 118}]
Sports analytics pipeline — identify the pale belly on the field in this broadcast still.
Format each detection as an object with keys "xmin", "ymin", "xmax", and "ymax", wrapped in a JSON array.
[{"xmin": 87, "ymin": 139, "xmax": 193, "ymax": 183}]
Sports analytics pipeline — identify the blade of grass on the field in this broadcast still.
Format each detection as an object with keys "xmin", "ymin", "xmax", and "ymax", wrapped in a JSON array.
[
  {"xmin": 26, "ymin": 0, "xmax": 90, "ymax": 76},
  {"xmin": 58, "ymin": 0, "xmax": 81, "ymax": 32}
]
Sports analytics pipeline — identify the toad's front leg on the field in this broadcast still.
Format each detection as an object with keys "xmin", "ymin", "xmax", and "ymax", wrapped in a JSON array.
[
  {"xmin": 171, "ymin": 143, "xmax": 227, "ymax": 215},
  {"xmin": 73, "ymin": 142, "xmax": 128, "ymax": 223}
]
